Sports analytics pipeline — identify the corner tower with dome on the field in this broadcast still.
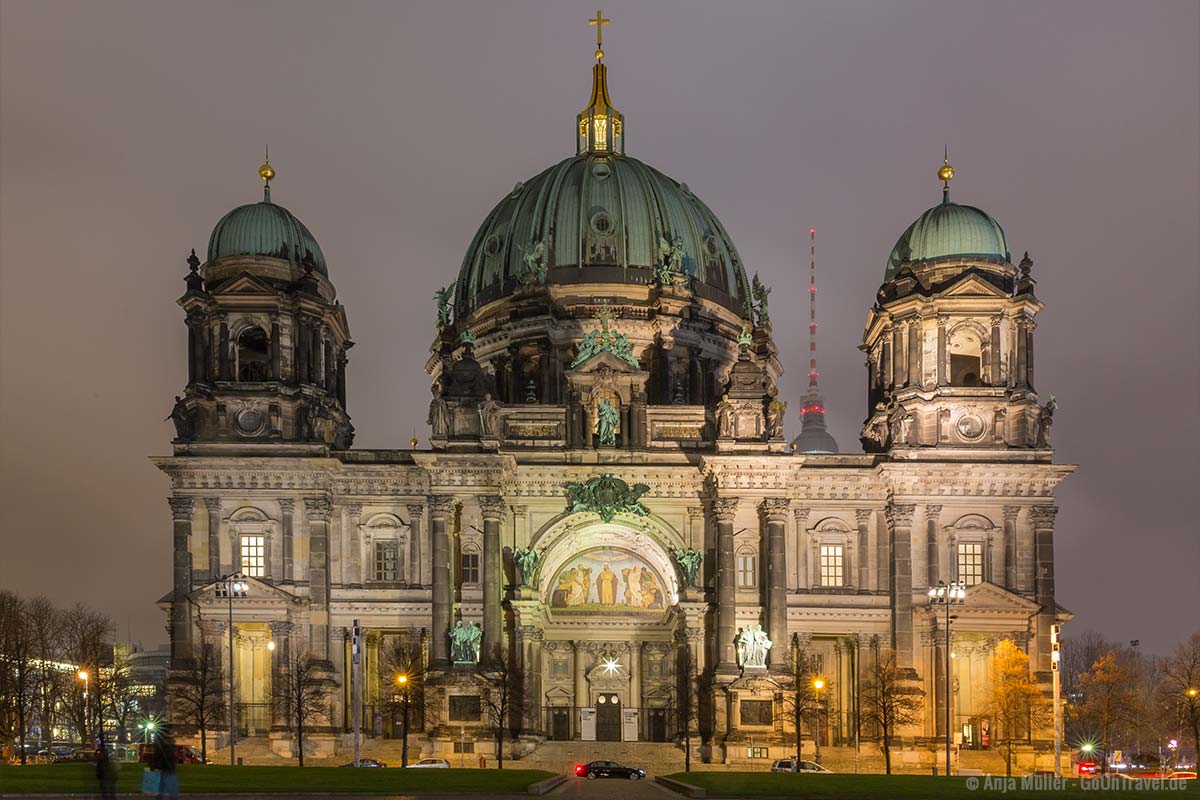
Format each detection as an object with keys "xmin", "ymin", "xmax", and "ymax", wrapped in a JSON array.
[{"xmin": 155, "ymin": 16, "xmax": 1074, "ymax": 775}]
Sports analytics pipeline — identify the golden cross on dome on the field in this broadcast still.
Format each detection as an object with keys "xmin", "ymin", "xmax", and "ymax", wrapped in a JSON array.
[{"xmin": 589, "ymin": 9, "xmax": 610, "ymax": 59}]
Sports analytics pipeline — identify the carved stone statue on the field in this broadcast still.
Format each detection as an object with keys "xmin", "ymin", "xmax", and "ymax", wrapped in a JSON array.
[
  {"xmin": 596, "ymin": 397, "xmax": 618, "ymax": 446},
  {"xmin": 450, "ymin": 620, "xmax": 482, "ymax": 665},
  {"xmin": 166, "ymin": 396, "xmax": 198, "ymax": 441},
  {"xmin": 332, "ymin": 418, "xmax": 355, "ymax": 450},
  {"xmin": 751, "ymin": 274, "xmax": 771, "ymax": 326},
  {"xmin": 736, "ymin": 623, "xmax": 771, "ymax": 669},
  {"xmin": 1036, "ymin": 395, "xmax": 1056, "ymax": 448},
  {"xmin": 478, "ymin": 393, "xmax": 499, "ymax": 436},
  {"xmin": 427, "ymin": 383, "xmax": 449, "ymax": 437},
  {"xmin": 513, "ymin": 547, "xmax": 540, "ymax": 588},
  {"xmin": 716, "ymin": 395, "xmax": 734, "ymax": 438},
  {"xmin": 674, "ymin": 548, "xmax": 703, "ymax": 589},
  {"xmin": 518, "ymin": 240, "xmax": 547, "ymax": 285},
  {"xmin": 434, "ymin": 283, "xmax": 455, "ymax": 328},
  {"xmin": 766, "ymin": 399, "xmax": 786, "ymax": 440},
  {"xmin": 655, "ymin": 233, "xmax": 685, "ymax": 285}
]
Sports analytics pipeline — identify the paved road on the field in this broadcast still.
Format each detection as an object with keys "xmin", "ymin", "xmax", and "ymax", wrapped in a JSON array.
[{"xmin": 549, "ymin": 775, "xmax": 679, "ymax": 799}]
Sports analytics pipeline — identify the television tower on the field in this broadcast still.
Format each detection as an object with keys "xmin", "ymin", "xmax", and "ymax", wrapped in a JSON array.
[{"xmin": 792, "ymin": 228, "xmax": 839, "ymax": 453}]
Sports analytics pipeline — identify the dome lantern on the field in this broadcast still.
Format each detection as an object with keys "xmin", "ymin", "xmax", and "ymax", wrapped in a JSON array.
[{"xmin": 577, "ymin": 10, "xmax": 624, "ymax": 156}]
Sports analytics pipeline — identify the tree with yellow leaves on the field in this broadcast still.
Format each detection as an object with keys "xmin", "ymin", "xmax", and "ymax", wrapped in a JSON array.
[{"xmin": 986, "ymin": 639, "xmax": 1050, "ymax": 776}]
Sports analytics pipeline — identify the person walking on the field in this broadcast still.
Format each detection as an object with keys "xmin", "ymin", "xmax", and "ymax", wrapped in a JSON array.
[
  {"xmin": 94, "ymin": 740, "xmax": 117, "ymax": 800},
  {"xmin": 152, "ymin": 726, "xmax": 180, "ymax": 800}
]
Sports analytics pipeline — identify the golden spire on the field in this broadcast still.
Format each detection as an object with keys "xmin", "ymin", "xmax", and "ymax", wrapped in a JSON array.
[
  {"xmin": 589, "ymin": 9, "xmax": 610, "ymax": 61},
  {"xmin": 258, "ymin": 145, "xmax": 275, "ymax": 201},
  {"xmin": 938, "ymin": 146, "xmax": 954, "ymax": 203}
]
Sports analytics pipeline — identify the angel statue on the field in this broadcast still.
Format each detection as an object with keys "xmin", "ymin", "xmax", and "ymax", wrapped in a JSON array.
[
  {"xmin": 434, "ymin": 283, "xmax": 455, "ymax": 328},
  {"xmin": 513, "ymin": 547, "xmax": 540, "ymax": 588}
]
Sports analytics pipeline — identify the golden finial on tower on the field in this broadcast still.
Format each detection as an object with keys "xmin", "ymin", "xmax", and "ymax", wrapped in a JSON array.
[
  {"xmin": 258, "ymin": 146, "xmax": 275, "ymax": 201},
  {"xmin": 938, "ymin": 146, "xmax": 954, "ymax": 202},
  {"xmin": 589, "ymin": 9, "xmax": 610, "ymax": 61}
]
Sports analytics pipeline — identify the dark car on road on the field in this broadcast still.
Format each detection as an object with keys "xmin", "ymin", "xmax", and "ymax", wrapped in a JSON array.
[
  {"xmin": 575, "ymin": 760, "xmax": 646, "ymax": 780},
  {"xmin": 339, "ymin": 758, "xmax": 387, "ymax": 768}
]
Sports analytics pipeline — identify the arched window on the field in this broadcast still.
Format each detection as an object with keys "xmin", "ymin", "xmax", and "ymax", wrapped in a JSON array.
[
  {"xmin": 365, "ymin": 514, "xmax": 407, "ymax": 584},
  {"xmin": 947, "ymin": 514, "xmax": 997, "ymax": 586},
  {"xmin": 949, "ymin": 324, "xmax": 984, "ymax": 387},
  {"xmin": 236, "ymin": 326, "xmax": 270, "ymax": 382},
  {"xmin": 808, "ymin": 517, "xmax": 854, "ymax": 589}
]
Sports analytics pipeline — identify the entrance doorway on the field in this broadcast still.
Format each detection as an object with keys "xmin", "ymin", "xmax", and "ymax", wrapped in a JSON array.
[
  {"xmin": 549, "ymin": 708, "xmax": 570, "ymax": 741},
  {"xmin": 596, "ymin": 693, "xmax": 621, "ymax": 742},
  {"xmin": 647, "ymin": 709, "xmax": 667, "ymax": 742}
]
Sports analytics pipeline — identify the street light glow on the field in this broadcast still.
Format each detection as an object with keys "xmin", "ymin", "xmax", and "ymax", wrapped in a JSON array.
[
  {"xmin": 267, "ymin": 640, "xmax": 275, "ymax": 652},
  {"xmin": 78, "ymin": 670, "xmax": 88, "ymax": 681},
  {"xmin": 396, "ymin": 673, "xmax": 408, "ymax": 686},
  {"xmin": 813, "ymin": 678, "xmax": 825, "ymax": 690}
]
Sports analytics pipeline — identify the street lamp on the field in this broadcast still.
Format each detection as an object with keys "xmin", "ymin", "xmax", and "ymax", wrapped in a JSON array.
[
  {"xmin": 928, "ymin": 579, "xmax": 966, "ymax": 777},
  {"xmin": 396, "ymin": 674, "xmax": 411, "ymax": 768},
  {"xmin": 78, "ymin": 670, "xmax": 90, "ymax": 745},
  {"xmin": 812, "ymin": 678, "xmax": 826, "ymax": 766},
  {"xmin": 215, "ymin": 573, "xmax": 249, "ymax": 766},
  {"xmin": 140, "ymin": 720, "xmax": 157, "ymax": 744}
]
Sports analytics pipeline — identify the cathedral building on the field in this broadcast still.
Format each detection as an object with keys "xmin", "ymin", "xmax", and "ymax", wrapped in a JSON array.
[{"xmin": 156, "ymin": 21, "xmax": 1072, "ymax": 769}]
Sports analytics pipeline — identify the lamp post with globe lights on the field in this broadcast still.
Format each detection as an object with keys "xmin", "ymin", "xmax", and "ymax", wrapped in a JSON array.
[
  {"xmin": 812, "ymin": 677, "xmax": 826, "ymax": 766},
  {"xmin": 215, "ymin": 573, "xmax": 249, "ymax": 765},
  {"xmin": 78, "ymin": 671, "xmax": 90, "ymax": 745},
  {"xmin": 396, "ymin": 673, "xmax": 411, "ymax": 767},
  {"xmin": 928, "ymin": 580, "xmax": 966, "ymax": 776}
]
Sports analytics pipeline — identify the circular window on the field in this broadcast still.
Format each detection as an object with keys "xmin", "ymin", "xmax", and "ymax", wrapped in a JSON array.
[
  {"xmin": 589, "ymin": 211, "xmax": 612, "ymax": 237},
  {"xmin": 592, "ymin": 162, "xmax": 611, "ymax": 180},
  {"xmin": 235, "ymin": 408, "xmax": 266, "ymax": 436},
  {"xmin": 956, "ymin": 414, "xmax": 985, "ymax": 440},
  {"xmin": 597, "ymin": 695, "xmax": 607, "ymax": 704},
  {"xmin": 483, "ymin": 234, "xmax": 502, "ymax": 257}
]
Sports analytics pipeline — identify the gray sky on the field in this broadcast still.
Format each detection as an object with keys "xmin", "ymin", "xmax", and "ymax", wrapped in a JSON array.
[{"xmin": 1, "ymin": 1, "xmax": 1196, "ymax": 654}]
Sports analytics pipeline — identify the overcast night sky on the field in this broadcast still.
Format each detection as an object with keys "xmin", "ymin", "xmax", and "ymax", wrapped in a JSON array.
[{"xmin": 1, "ymin": 1, "xmax": 1196, "ymax": 654}]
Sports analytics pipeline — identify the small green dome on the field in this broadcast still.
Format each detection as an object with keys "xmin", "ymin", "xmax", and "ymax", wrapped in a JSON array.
[
  {"xmin": 454, "ymin": 154, "xmax": 750, "ymax": 317},
  {"xmin": 885, "ymin": 201, "xmax": 1009, "ymax": 279},
  {"xmin": 207, "ymin": 200, "xmax": 327, "ymax": 275}
]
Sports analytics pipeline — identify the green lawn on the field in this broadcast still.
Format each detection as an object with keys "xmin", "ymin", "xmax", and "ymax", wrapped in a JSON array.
[
  {"xmin": 0, "ymin": 764, "xmax": 554, "ymax": 794},
  {"xmin": 664, "ymin": 772, "xmax": 1200, "ymax": 799}
]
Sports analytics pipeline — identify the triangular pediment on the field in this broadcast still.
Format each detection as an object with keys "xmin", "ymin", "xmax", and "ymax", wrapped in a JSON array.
[
  {"xmin": 213, "ymin": 272, "xmax": 278, "ymax": 296},
  {"xmin": 188, "ymin": 575, "xmax": 301, "ymax": 607},
  {"xmin": 569, "ymin": 349, "xmax": 643, "ymax": 374},
  {"xmin": 961, "ymin": 581, "xmax": 1041, "ymax": 613},
  {"xmin": 938, "ymin": 272, "xmax": 1009, "ymax": 298}
]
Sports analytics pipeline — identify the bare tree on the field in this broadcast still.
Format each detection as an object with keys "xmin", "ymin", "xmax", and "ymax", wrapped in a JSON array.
[
  {"xmin": 860, "ymin": 646, "xmax": 923, "ymax": 774},
  {"xmin": 60, "ymin": 603, "xmax": 115, "ymax": 741},
  {"xmin": 0, "ymin": 591, "xmax": 35, "ymax": 763},
  {"xmin": 170, "ymin": 630, "xmax": 225, "ymax": 765},
  {"xmin": 986, "ymin": 639, "xmax": 1050, "ymax": 776},
  {"xmin": 1159, "ymin": 633, "xmax": 1200, "ymax": 768},
  {"xmin": 1075, "ymin": 651, "xmax": 1139, "ymax": 773},
  {"xmin": 778, "ymin": 634, "xmax": 819, "ymax": 770},
  {"xmin": 381, "ymin": 633, "xmax": 430, "ymax": 766},
  {"xmin": 270, "ymin": 646, "xmax": 329, "ymax": 767},
  {"xmin": 478, "ymin": 643, "xmax": 526, "ymax": 769},
  {"xmin": 674, "ymin": 639, "xmax": 698, "ymax": 772},
  {"xmin": 27, "ymin": 596, "xmax": 67, "ymax": 751}
]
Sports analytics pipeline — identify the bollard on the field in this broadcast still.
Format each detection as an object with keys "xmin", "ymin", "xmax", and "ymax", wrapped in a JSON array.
[{"xmin": 479, "ymin": 755, "xmax": 486, "ymax": 769}]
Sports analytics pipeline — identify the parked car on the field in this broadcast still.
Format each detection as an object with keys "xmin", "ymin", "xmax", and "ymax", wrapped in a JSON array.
[
  {"xmin": 406, "ymin": 758, "xmax": 450, "ymax": 768},
  {"xmin": 340, "ymin": 758, "xmax": 387, "ymax": 768},
  {"xmin": 771, "ymin": 758, "xmax": 832, "ymax": 774},
  {"xmin": 53, "ymin": 749, "xmax": 98, "ymax": 764},
  {"xmin": 136, "ymin": 743, "xmax": 207, "ymax": 765},
  {"xmin": 574, "ymin": 760, "xmax": 646, "ymax": 780},
  {"xmin": 1168, "ymin": 772, "xmax": 1197, "ymax": 780}
]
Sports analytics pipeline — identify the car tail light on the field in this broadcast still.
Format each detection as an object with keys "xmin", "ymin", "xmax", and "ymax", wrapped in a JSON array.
[{"xmin": 574, "ymin": 764, "xmax": 585, "ymax": 775}]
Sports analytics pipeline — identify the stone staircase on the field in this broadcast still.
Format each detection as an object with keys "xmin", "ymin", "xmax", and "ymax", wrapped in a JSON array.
[{"xmin": 513, "ymin": 740, "xmax": 687, "ymax": 775}]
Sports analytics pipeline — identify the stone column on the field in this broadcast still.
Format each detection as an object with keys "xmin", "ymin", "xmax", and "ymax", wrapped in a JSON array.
[
  {"xmin": 628, "ymin": 642, "xmax": 643, "ymax": 713},
  {"xmin": 169, "ymin": 497, "xmax": 195, "ymax": 661},
  {"xmin": 270, "ymin": 317, "xmax": 282, "ymax": 382},
  {"xmin": 855, "ymin": 509, "xmax": 871, "ymax": 592},
  {"xmin": 218, "ymin": 320, "xmax": 231, "ymax": 381},
  {"xmin": 892, "ymin": 326, "xmax": 905, "ymax": 388},
  {"xmin": 936, "ymin": 316, "xmax": 948, "ymax": 386},
  {"xmin": 989, "ymin": 315, "xmax": 1002, "ymax": 386},
  {"xmin": 304, "ymin": 497, "xmax": 333, "ymax": 661},
  {"xmin": 279, "ymin": 499, "xmax": 295, "ymax": 582},
  {"xmin": 1025, "ymin": 320, "xmax": 1036, "ymax": 390},
  {"xmin": 573, "ymin": 641, "xmax": 589, "ymax": 718},
  {"xmin": 885, "ymin": 504, "xmax": 916, "ymax": 668},
  {"xmin": 925, "ymin": 505, "xmax": 942, "ymax": 588},
  {"xmin": 760, "ymin": 499, "xmax": 790, "ymax": 668},
  {"xmin": 907, "ymin": 319, "xmax": 921, "ymax": 388},
  {"xmin": 1015, "ymin": 317, "xmax": 1028, "ymax": 388},
  {"xmin": 792, "ymin": 510, "xmax": 811, "ymax": 592},
  {"xmin": 200, "ymin": 497, "xmax": 221, "ymax": 580},
  {"xmin": 713, "ymin": 498, "xmax": 740, "ymax": 671},
  {"xmin": 1003, "ymin": 506, "xmax": 1019, "ymax": 591},
  {"xmin": 268, "ymin": 620, "xmax": 292, "ymax": 727},
  {"xmin": 1031, "ymin": 506, "xmax": 1058, "ymax": 672},
  {"xmin": 479, "ymin": 496, "xmax": 505, "ymax": 655},
  {"xmin": 345, "ymin": 503, "xmax": 363, "ymax": 586},
  {"xmin": 429, "ymin": 496, "xmax": 454, "ymax": 669},
  {"xmin": 406, "ymin": 505, "xmax": 424, "ymax": 588},
  {"xmin": 523, "ymin": 627, "xmax": 544, "ymax": 732},
  {"xmin": 876, "ymin": 508, "xmax": 891, "ymax": 595}
]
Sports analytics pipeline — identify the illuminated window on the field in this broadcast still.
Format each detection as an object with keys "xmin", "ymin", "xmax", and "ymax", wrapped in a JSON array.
[
  {"xmin": 736, "ymin": 554, "xmax": 757, "ymax": 588},
  {"xmin": 374, "ymin": 541, "xmax": 399, "ymax": 582},
  {"xmin": 747, "ymin": 746, "xmax": 770, "ymax": 759},
  {"xmin": 592, "ymin": 116, "xmax": 608, "ymax": 148},
  {"xmin": 819, "ymin": 545, "xmax": 844, "ymax": 587},
  {"xmin": 240, "ymin": 535, "xmax": 264, "ymax": 577},
  {"xmin": 461, "ymin": 552, "xmax": 480, "ymax": 585},
  {"xmin": 958, "ymin": 543, "xmax": 984, "ymax": 586}
]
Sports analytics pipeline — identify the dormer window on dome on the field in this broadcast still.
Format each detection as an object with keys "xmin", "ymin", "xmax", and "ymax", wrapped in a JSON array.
[{"xmin": 577, "ymin": 10, "xmax": 624, "ymax": 156}]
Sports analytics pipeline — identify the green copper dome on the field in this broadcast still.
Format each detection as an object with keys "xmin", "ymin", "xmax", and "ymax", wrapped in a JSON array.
[
  {"xmin": 885, "ymin": 200, "xmax": 1009, "ymax": 280},
  {"xmin": 454, "ymin": 154, "xmax": 750, "ymax": 317},
  {"xmin": 207, "ymin": 199, "xmax": 328, "ymax": 276}
]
